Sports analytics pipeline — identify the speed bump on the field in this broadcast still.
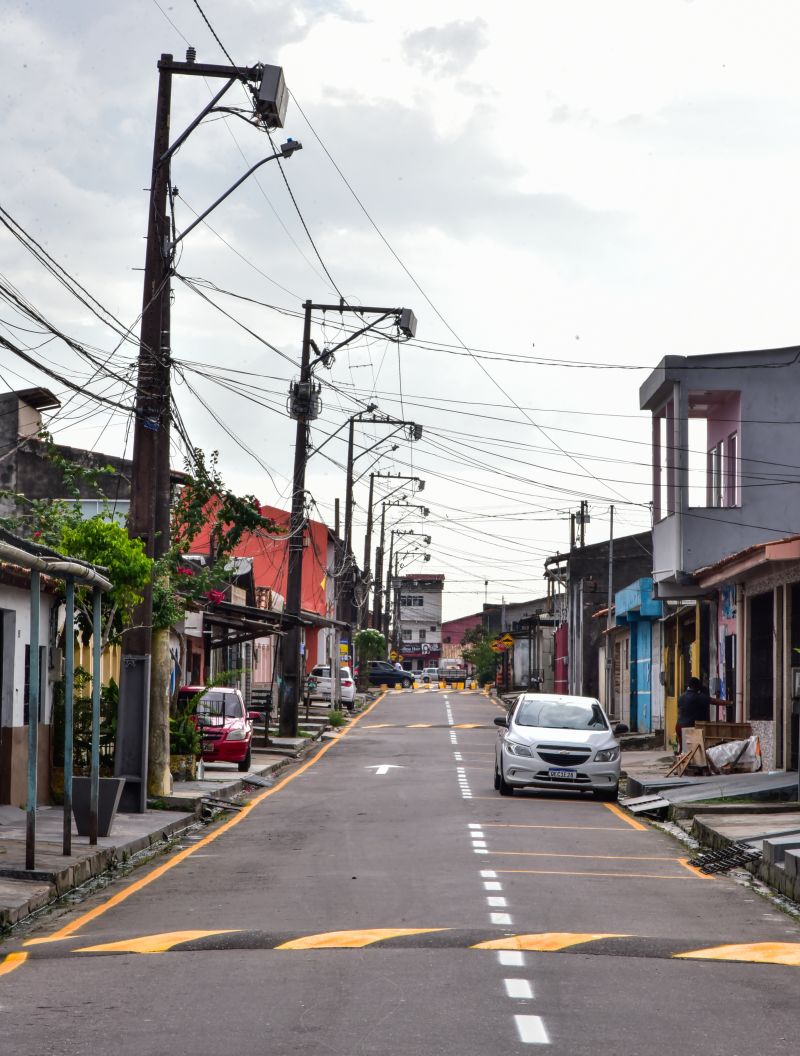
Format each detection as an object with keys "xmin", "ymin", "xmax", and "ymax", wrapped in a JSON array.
[
  {"xmin": 674, "ymin": 942, "xmax": 800, "ymax": 967},
  {"xmin": 276, "ymin": 928, "xmax": 448, "ymax": 949}
]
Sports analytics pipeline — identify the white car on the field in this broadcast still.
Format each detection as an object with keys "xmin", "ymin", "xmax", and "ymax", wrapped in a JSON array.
[
  {"xmin": 420, "ymin": 667, "xmax": 441, "ymax": 683},
  {"xmin": 494, "ymin": 694, "xmax": 626, "ymax": 801},
  {"xmin": 309, "ymin": 665, "xmax": 356, "ymax": 707}
]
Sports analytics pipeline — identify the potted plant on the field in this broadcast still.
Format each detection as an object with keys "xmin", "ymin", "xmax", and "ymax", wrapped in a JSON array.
[{"xmin": 169, "ymin": 709, "xmax": 201, "ymax": 781}]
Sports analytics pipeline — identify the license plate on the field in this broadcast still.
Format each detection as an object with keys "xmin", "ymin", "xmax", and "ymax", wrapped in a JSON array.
[{"xmin": 549, "ymin": 768, "xmax": 576, "ymax": 780}]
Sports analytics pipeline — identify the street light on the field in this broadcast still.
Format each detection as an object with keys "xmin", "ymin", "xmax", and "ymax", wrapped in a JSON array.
[
  {"xmin": 280, "ymin": 301, "xmax": 418, "ymax": 738},
  {"xmin": 124, "ymin": 49, "xmax": 301, "ymax": 804}
]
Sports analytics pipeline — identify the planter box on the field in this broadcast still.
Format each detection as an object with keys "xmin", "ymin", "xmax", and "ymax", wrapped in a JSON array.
[
  {"xmin": 169, "ymin": 754, "xmax": 197, "ymax": 782},
  {"xmin": 71, "ymin": 776, "xmax": 125, "ymax": 838}
]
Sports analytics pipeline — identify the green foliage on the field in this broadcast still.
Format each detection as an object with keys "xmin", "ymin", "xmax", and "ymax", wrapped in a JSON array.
[
  {"xmin": 354, "ymin": 628, "xmax": 387, "ymax": 691},
  {"xmin": 327, "ymin": 709, "xmax": 347, "ymax": 728},
  {"xmin": 152, "ymin": 449, "xmax": 284, "ymax": 630},
  {"xmin": 169, "ymin": 711, "xmax": 201, "ymax": 756},
  {"xmin": 461, "ymin": 626, "xmax": 498, "ymax": 685},
  {"xmin": 51, "ymin": 670, "xmax": 119, "ymax": 772}
]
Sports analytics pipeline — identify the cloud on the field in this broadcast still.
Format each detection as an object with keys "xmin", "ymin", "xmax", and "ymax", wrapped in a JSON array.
[{"xmin": 403, "ymin": 18, "xmax": 488, "ymax": 77}]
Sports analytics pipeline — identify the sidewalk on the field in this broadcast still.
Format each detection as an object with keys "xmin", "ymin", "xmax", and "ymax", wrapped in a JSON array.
[{"xmin": 0, "ymin": 754, "xmax": 290, "ymax": 933}]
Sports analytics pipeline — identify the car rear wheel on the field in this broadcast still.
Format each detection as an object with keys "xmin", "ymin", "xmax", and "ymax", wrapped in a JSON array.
[
  {"xmin": 237, "ymin": 746, "xmax": 252, "ymax": 772},
  {"xmin": 594, "ymin": 785, "xmax": 619, "ymax": 801}
]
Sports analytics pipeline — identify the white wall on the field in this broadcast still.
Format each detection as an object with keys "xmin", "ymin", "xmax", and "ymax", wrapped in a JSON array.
[{"xmin": 0, "ymin": 582, "xmax": 57, "ymax": 727}]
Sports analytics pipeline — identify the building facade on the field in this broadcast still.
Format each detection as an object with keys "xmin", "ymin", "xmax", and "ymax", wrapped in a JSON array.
[{"xmin": 397, "ymin": 573, "xmax": 444, "ymax": 671}]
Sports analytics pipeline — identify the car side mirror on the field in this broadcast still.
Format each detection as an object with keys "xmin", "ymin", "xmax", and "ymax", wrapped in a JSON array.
[
  {"xmin": 493, "ymin": 716, "xmax": 508, "ymax": 727},
  {"xmin": 614, "ymin": 722, "xmax": 629, "ymax": 736},
  {"xmin": 248, "ymin": 711, "xmax": 261, "ymax": 723}
]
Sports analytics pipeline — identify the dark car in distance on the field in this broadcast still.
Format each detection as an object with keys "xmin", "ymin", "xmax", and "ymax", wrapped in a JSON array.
[{"xmin": 357, "ymin": 660, "xmax": 414, "ymax": 689}]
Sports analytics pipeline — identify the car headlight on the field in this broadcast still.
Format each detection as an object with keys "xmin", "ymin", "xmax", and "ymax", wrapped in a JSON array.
[
  {"xmin": 594, "ymin": 746, "xmax": 620, "ymax": 762},
  {"xmin": 226, "ymin": 727, "xmax": 249, "ymax": 741},
  {"xmin": 504, "ymin": 738, "xmax": 533, "ymax": 758}
]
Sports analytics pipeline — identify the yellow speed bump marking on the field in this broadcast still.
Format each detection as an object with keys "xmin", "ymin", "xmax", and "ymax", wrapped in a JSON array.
[
  {"xmin": 276, "ymin": 928, "xmax": 449, "ymax": 950},
  {"xmin": 0, "ymin": 951, "xmax": 28, "ymax": 977},
  {"xmin": 675, "ymin": 942, "xmax": 800, "ymax": 966},
  {"xmin": 472, "ymin": 932, "xmax": 626, "ymax": 952},
  {"xmin": 407, "ymin": 723, "xmax": 433, "ymax": 728},
  {"xmin": 453, "ymin": 723, "xmax": 482, "ymax": 729},
  {"xmin": 76, "ymin": 930, "xmax": 238, "ymax": 954}
]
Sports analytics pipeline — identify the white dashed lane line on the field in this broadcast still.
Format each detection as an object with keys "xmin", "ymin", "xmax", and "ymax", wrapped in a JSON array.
[
  {"xmin": 473, "ymin": 834, "xmax": 550, "ymax": 1044},
  {"xmin": 515, "ymin": 1015, "xmax": 549, "ymax": 1045},
  {"xmin": 505, "ymin": 979, "xmax": 534, "ymax": 999}
]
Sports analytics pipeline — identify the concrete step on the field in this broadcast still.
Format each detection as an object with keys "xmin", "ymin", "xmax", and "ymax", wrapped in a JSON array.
[{"xmin": 762, "ymin": 833, "xmax": 800, "ymax": 866}]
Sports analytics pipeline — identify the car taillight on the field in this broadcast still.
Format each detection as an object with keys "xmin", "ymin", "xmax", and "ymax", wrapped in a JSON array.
[{"xmin": 341, "ymin": 680, "xmax": 353, "ymax": 687}]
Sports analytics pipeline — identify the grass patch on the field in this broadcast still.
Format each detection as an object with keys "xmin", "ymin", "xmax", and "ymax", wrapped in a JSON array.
[{"xmin": 327, "ymin": 710, "xmax": 347, "ymax": 728}]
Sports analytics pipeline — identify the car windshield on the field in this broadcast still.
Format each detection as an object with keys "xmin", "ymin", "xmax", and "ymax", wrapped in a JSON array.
[
  {"xmin": 196, "ymin": 694, "xmax": 244, "ymax": 723},
  {"xmin": 514, "ymin": 698, "xmax": 608, "ymax": 731}
]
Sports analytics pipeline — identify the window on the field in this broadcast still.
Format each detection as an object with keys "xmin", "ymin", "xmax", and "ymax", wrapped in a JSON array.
[
  {"xmin": 400, "ymin": 595, "xmax": 424, "ymax": 607},
  {"xmin": 430, "ymin": 626, "xmax": 437, "ymax": 632},
  {"xmin": 726, "ymin": 432, "xmax": 739, "ymax": 506},
  {"xmin": 401, "ymin": 627, "xmax": 413, "ymax": 641},
  {"xmin": 418, "ymin": 629, "xmax": 427, "ymax": 642}
]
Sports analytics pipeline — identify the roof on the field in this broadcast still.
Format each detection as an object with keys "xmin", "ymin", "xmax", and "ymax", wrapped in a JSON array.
[
  {"xmin": 12, "ymin": 386, "xmax": 61, "ymax": 411},
  {"xmin": 400, "ymin": 572, "xmax": 444, "ymax": 581},
  {"xmin": 694, "ymin": 534, "xmax": 800, "ymax": 587}
]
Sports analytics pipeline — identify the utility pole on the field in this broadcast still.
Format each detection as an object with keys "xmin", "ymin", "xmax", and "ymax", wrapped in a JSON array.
[
  {"xmin": 282, "ymin": 303, "xmax": 417, "ymax": 735},
  {"xmin": 124, "ymin": 55, "xmax": 174, "ymax": 801},
  {"xmin": 124, "ymin": 51, "xmax": 295, "ymax": 798},
  {"xmin": 606, "ymin": 505, "xmax": 615, "ymax": 718}
]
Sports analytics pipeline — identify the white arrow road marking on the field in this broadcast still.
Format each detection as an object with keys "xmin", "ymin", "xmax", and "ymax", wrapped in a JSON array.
[{"xmin": 365, "ymin": 765, "xmax": 405, "ymax": 776}]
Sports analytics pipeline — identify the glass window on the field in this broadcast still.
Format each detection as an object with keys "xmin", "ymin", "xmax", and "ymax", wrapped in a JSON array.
[
  {"xmin": 513, "ymin": 697, "xmax": 608, "ymax": 730},
  {"xmin": 418, "ymin": 629, "xmax": 427, "ymax": 642}
]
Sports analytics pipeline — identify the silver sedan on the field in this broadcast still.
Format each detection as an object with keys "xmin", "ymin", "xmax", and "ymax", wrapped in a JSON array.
[{"xmin": 494, "ymin": 694, "xmax": 627, "ymax": 801}]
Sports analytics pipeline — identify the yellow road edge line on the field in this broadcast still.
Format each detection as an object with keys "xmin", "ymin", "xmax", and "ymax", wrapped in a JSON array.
[
  {"xmin": 40, "ymin": 691, "xmax": 389, "ymax": 944},
  {"xmin": 486, "ymin": 851, "xmax": 684, "ymax": 862},
  {"xmin": 0, "ymin": 951, "xmax": 28, "ymax": 977},
  {"xmin": 603, "ymin": 802, "xmax": 648, "ymax": 830},
  {"xmin": 674, "ymin": 942, "xmax": 800, "ymax": 966},
  {"xmin": 276, "ymin": 928, "xmax": 450, "ymax": 950},
  {"xmin": 494, "ymin": 868, "xmax": 704, "ymax": 880},
  {"xmin": 678, "ymin": 857, "xmax": 715, "ymax": 881},
  {"xmin": 481, "ymin": 823, "xmax": 646, "ymax": 831},
  {"xmin": 75, "ymin": 929, "xmax": 240, "ymax": 954},
  {"xmin": 472, "ymin": 932, "xmax": 628, "ymax": 952}
]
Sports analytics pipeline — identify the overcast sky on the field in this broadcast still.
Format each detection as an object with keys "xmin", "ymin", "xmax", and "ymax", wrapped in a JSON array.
[{"xmin": 2, "ymin": 0, "xmax": 800, "ymax": 618}]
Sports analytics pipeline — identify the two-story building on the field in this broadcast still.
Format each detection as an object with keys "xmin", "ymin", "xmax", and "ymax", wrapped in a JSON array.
[{"xmin": 640, "ymin": 345, "xmax": 800, "ymax": 764}]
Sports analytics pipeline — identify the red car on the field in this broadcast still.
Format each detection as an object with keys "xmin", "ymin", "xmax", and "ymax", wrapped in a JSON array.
[{"xmin": 178, "ymin": 686, "xmax": 254, "ymax": 772}]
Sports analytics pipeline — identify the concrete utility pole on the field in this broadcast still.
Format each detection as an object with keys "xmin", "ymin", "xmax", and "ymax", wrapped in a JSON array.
[
  {"xmin": 281, "ymin": 303, "xmax": 417, "ymax": 737},
  {"xmin": 606, "ymin": 505, "xmax": 615, "ymax": 718},
  {"xmin": 124, "ymin": 52, "xmax": 294, "ymax": 798},
  {"xmin": 370, "ymin": 474, "xmax": 424, "ymax": 630}
]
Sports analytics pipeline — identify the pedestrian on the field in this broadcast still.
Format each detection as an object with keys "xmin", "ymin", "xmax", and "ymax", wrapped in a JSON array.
[
  {"xmin": 676, "ymin": 676, "xmax": 711, "ymax": 751},
  {"xmin": 393, "ymin": 660, "xmax": 402, "ymax": 671}
]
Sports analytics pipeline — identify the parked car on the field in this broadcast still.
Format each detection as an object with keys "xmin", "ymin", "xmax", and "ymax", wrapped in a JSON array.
[
  {"xmin": 494, "ymin": 694, "xmax": 627, "ymax": 800},
  {"xmin": 420, "ymin": 667, "xmax": 441, "ymax": 683},
  {"xmin": 309, "ymin": 665, "xmax": 356, "ymax": 708},
  {"xmin": 360, "ymin": 660, "xmax": 413, "ymax": 689},
  {"xmin": 178, "ymin": 686, "xmax": 254, "ymax": 772}
]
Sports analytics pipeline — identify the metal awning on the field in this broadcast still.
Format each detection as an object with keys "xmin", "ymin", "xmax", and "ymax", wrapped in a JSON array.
[{"xmin": 201, "ymin": 601, "xmax": 350, "ymax": 649}]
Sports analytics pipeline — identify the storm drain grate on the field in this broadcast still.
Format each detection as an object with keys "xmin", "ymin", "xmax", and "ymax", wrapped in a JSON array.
[{"xmin": 690, "ymin": 842, "xmax": 762, "ymax": 874}]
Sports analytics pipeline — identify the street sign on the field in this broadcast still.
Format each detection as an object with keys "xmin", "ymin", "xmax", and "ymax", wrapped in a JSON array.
[
  {"xmin": 500, "ymin": 633, "xmax": 514, "ymax": 648},
  {"xmin": 389, "ymin": 650, "xmax": 398, "ymax": 661},
  {"xmin": 490, "ymin": 640, "xmax": 504, "ymax": 653},
  {"xmin": 339, "ymin": 643, "xmax": 348, "ymax": 654}
]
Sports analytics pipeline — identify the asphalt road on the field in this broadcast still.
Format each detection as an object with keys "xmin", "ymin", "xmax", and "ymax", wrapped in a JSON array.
[{"xmin": 2, "ymin": 688, "xmax": 800, "ymax": 1054}]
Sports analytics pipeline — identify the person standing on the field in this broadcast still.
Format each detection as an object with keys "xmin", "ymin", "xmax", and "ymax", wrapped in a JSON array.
[{"xmin": 676, "ymin": 676, "xmax": 711, "ymax": 750}]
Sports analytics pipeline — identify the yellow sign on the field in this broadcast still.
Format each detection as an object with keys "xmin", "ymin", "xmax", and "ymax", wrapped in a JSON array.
[
  {"xmin": 500, "ymin": 633, "xmax": 514, "ymax": 647},
  {"xmin": 389, "ymin": 650, "xmax": 398, "ymax": 661},
  {"xmin": 340, "ymin": 643, "xmax": 349, "ymax": 654}
]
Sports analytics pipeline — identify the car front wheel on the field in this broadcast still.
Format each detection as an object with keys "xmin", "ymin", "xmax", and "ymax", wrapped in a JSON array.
[
  {"xmin": 237, "ymin": 746, "xmax": 252, "ymax": 772},
  {"xmin": 402, "ymin": 678, "xmax": 412, "ymax": 688},
  {"xmin": 497, "ymin": 763, "xmax": 514, "ymax": 796}
]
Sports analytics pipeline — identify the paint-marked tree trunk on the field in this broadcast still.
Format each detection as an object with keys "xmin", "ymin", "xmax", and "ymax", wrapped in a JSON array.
[{"xmin": 148, "ymin": 626, "xmax": 172, "ymax": 796}]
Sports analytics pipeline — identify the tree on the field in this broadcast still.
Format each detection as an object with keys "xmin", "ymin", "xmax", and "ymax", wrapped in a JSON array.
[
  {"xmin": 354, "ymin": 628, "xmax": 386, "ymax": 692},
  {"xmin": 461, "ymin": 626, "xmax": 499, "ymax": 686}
]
